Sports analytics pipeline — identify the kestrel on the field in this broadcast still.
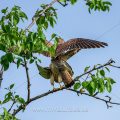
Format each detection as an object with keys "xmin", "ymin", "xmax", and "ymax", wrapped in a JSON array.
[{"xmin": 37, "ymin": 38, "xmax": 108, "ymax": 88}]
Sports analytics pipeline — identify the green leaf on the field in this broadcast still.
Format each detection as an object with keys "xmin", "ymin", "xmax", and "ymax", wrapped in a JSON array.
[
  {"xmin": 90, "ymin": 4, "xmax": 94, "ymax": 9},
  {"xmin": 48, "ymin": 17, "xmax": 54, "ymax": 28},
  {"xmin": 15, "ymin": 95, "xmax": 19, "ymax": 98},
  {"xmin": 82, "ymin": 81, "xmax": 90, "ymax": 88},
  {"xmin": 38, "ymin": 30, "xmax": 46, "ymax": 40},
  {"xmin": 51, "ymin": 33, "xmax": 57, "ymax": 39},
  {"xmin": 105, "ymin": 67, "xmax": 110, "ymax": 72},
  {"xmin": 10, "ymin": 84, "xmax": 14, "ymax": 89},
  {"xmin": 1, "ymin": 55, "xmax": 9, "ymax": 71},
  {"xmin": 100, "ymin": 69, "xmax": 105, "ymax": 77},
  {"xmin": 59, "ymin": 0, "xmax": 66, "ymax": 2},
  {"xmin": 1, "ymin": 24, "xmax": 10, "ymax": 33},
  {"xmin": 109, "ymin": 78, "xmax": 116, "ymax": 84},
  {"xmin": 1, "ymin": 24, "xmax": 6, "ymax": 32},
  {"xmin": 3, "ymin": 108, "xmax": 8, "ymax": 116},
  {"xmin": 106, "ymin": 82, "xmax": 112, "ymax": 93},
  {"xmin": 1, "ymin": 7, "xmax": 8, "ymax": 14},
  {"xmin": 17, "ymin": 97, "xmax": 25, "ymax": 104},
  {"xmin": 105, "ymin": 5, "xmax": 110, "ymax": 12},
  {"xmin": 2, "ymin": 98, "xmax": 10, "ymax": 104},
  {"xmin": 49, "ymin": 46, "xmax": 56, "ymax": 57},
  {"xmin": 74, "ymin": 82, "xmax": 81, "ymax": 90},
  {"xmin": 70, "ymin": 0, "xmax": 77, "ymax": 5},
  {"xmin": 17, "ymin": 58, "xmax": 22, "ymax": 68},
  {"xmin": 6, "ymin": 53, "xmax": 14, "ymax": 63},
  {"xmin": 105, "ymin": 77, "xmax": 116, "ymax": 84},
  {"xmin": 88, "ymin": 7, "xmax": 91, "ymax": 13},
  {"xmin": 104, "ymin": 1, "xmax": 112, "ymax": 6},
  {"xmin": 86, "ymin": 84, "xmax": 94, "ymax": 95},
  {"xmin": 19, "ymin": 12, "xmax": 28, "ymax": 20},
  {"xmin": 90, "ymin": 81, "xmax": 95, "ymax": 90},
  {"xmin": 13, "ymin": 15, "xmax": 20, "ymax": 25},
  {"xmin": 2, "ymin": 107, "xmax": 17, "ymax": 119},
  {"xmin": 43, "ymin": 21, "xmax": 48, "ymax": 30},
  {"xmin": 29, "ymin": 58, "xmax": 34, "ymax": 64},
  {"xmin": 3, "ymin": 92, "xmax": 12, "ymax": 104},
  {"xmin": 3, "ymin": 62, "xmax": 9, "ymax": 71},
  {"xmin": 84, "ymin": 66, "xmax": 90, "ymax": 72},
  {"xmin": 98, "ymin": 78, "xmax": 105, "ymax": 93},
  {"xmin": 0, "ymin": 43, "xmax": 6, "ymax": 51}
]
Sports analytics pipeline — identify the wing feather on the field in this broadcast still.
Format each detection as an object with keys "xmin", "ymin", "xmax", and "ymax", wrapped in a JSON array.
[{"xmin": 56, "ymin": 38, "xmax": 108, "ymax": 57}]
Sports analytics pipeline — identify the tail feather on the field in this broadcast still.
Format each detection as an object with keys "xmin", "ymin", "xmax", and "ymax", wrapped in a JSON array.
[{"xmin": 60, "ymin": 70, "xmax": 74, "ymax": 88}]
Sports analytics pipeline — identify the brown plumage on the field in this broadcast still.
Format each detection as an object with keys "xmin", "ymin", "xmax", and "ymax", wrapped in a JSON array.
[
  {"xmin": 50, "ymin": 59, "xmax": 74, "ymax": 88},
  {"xmin": 42, "ymin": 38, "xmax": 108, "ymax": 59},
  {"xmin": 39, "ymin": 37, "xmax": 108, "ymax": 88}
]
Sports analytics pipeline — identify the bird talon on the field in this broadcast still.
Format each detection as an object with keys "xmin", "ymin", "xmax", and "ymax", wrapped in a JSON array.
[
  {"xmin": 53, "ymin": 87, "xmax": 60, "ymax": 91},
  {"xmin": 59, "ymin": 83, "xmax": 64, "ymax": 89},
  {"xmin": 60, "ymin": 85, "xmax": 64, "ymax": 89},
  {"xmin": 53, "ymin": 88, "xmax": 57, "ymax": 91}
]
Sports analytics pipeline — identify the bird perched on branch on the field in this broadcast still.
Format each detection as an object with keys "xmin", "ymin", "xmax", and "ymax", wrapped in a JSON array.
[
  {"xmin": 37, "ymin": 37, "xmax": 108, "ymax": 89},
  {"xmin": 36, "ymin": 59, "xmax": 74, "ymax": 89}
]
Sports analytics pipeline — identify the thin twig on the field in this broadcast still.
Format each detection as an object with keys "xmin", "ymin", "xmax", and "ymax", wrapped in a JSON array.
[
  {"xmin": 13, "ymin": 60, "xmax": 25, "ymax": 67},
  {"xmin": 0, "ymin": 66, "xmax": 4, "ymax": 87},
  {"xmin": 24, "ymin": 57, "xmax": 31, "ymax": 102},
  {"xmin": 57, "ymin": 1, "xmax": 68, "ymax": 7},
  {"xmin": 8, "ymin": 101, "xmax": 16, "ymax": 113},
  {"xmin": 109, "ymin": 64, "xmax": 120, "ymax": 68},
  {"xmin": 25, "ymin": 0, "xmax": 59, "ymax": 31},
  {"xmin": 67, "ymin": 88, "xmax": 120, "ymax": 108},
  {"xmin": 74, "ymin": 59, "xmax": 115, "ymax": 81}
]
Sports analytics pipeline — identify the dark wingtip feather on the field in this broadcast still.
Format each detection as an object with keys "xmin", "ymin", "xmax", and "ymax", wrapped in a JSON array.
[{"xmin": 101, "ymin": 42, "xmax": 108, "ymax": 46}]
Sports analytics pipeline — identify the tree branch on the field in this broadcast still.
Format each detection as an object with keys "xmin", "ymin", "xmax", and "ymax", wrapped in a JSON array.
[
  {"xmin": 12, "ymin": 84, "xmax": 120, "ymax": 116},
  {"xmin": 24, "ymin": 57, "xmax": 31, "ymax": 102},
  {"xmin": 12, "ymin": 87, "xmax": 65, "ymax": 116},
  {"xmin": 66, "ymin": 88, "xmax": 120, "ymax": 108},
  {"xmin": 74, "ymin": 59, "xmax": 115, "ymax": 81},
  {"xmin": 25, "ymin": 0, "xmax": 59, "ymax": 31},
  {"xmin": 12, "ymin": 59, "xmax": 120, "ymax": 116},
  {"xmin": 8, "ymin": 101, "xmax": 16, "ymax": 113},
  {"xmin": 109, "ymin": 64, "xmax": 120, "ymax": 68}
]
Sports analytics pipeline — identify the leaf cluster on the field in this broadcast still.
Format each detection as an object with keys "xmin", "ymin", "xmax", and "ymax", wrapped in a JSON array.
[
  {"xmin": 86, "ymin": 0, "xmax": 112, "ymax": 13},
  {"xmin": 74, "ymin": 65, "xmax": 116, "ymax": 95},
  {"xmin": 0, "ymin": 84, "xmax": 25, "ymax": 119},
  {"xmin": 0, "ymin": 5, "xmax": 59, "ymax": 71},
  {"xmin": 0, "ymin": 108, "xmax": 17, "ymax": 120}
]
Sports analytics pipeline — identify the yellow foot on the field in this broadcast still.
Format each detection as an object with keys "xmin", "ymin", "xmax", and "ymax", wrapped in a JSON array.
[
  {"xmin": 53, "ymin": 87, "xmax": 59, "ymax": 91},
  {"xmin": 52, "ymin": 86, "xmax": 64, "ymax": 92},
  {"xmin": 58, "ymin": 83, "xmax": 64, "ymax": 90},
  {"xmin": 59, "ymin": 85, "xmax": 64, "ymax": 89}
]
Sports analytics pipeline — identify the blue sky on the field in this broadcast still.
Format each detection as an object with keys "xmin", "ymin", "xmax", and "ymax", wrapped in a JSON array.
[{"xmin": 0, "ymin": 0, "xmax": 120, "ymax": 120}]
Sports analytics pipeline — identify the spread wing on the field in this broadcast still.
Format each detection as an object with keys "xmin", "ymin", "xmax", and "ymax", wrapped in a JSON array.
[{"xmin": 55, "ymin": 38, "xmax": 108, "ymax": 60}]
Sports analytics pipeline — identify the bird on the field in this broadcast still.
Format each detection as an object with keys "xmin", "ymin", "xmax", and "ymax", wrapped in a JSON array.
[
  {"xmin": 36, "ymin": 59, "xmax": 74, "ymax": 89},
  {"xmin": 37, "ymin": 37, "xmax": 108, "ymax": 89}
]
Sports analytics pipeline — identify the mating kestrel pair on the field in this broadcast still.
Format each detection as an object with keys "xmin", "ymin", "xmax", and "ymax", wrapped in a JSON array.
[{"xmin": 37, "ymin": 37, "xmax": 108, "ymax": 88}]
